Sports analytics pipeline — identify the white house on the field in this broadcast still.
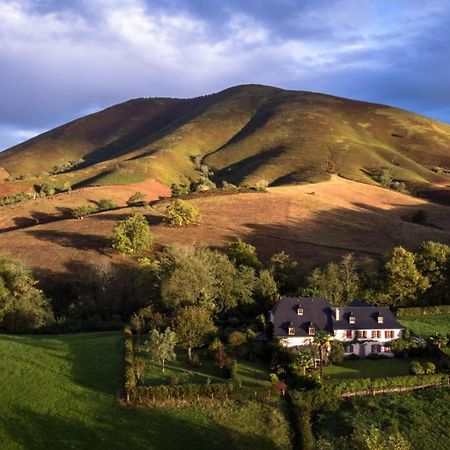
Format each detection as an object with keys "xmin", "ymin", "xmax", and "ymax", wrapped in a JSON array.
[{"xmin": 269, "ymin": 297, "xmax": 403, "ymax": 357}]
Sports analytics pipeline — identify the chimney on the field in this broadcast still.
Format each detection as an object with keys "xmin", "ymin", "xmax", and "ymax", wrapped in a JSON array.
[{"xmin": 335, "ymin": 307, "xmax": 340, "ymax": 321}]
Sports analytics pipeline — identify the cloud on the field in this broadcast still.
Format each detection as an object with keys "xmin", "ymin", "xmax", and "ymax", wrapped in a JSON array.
[{"xmin": 0, "ymin": 0, "xmax": 449, "ymax": 150}]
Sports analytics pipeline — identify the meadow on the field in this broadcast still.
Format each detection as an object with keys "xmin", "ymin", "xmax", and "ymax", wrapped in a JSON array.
[
  {"xmin": 0, "ymin": 332, "xmax": 291, "ymax": 450},
  {"xmin": 313, "ymin": 388, "xmax": 450, "ymax": 449},
  {"xmin": 400, "ymin": 314, "xmax": 450, "ymax": 337}
]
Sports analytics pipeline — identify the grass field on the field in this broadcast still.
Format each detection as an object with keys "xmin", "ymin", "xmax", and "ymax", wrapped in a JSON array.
[
  {"xmin": 400, "ymin": 314, "xmax": 450, "ymax": 337},
  {"xmin": 323, "ymin": 358, "xmax": 430, "ymax": 379},
  {"xmin": 313, "ymin": 388, "xmax": 450, "ymax": 449},
  {"xmin": 0, "ymin": 332, "xmax": 291, "ymax": 450},
  {"xmin": 137, "ymin": 347, "xmax": 271, "ymax": 387}
]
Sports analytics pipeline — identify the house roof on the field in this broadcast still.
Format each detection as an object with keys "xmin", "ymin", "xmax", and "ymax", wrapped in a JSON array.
[
  {"xmin": 270, "ymin": 297, "xmax": 333, "ymax": 337},
  {"xmin": 332, "ymin": 305, "xmax": 402, "ymax": 330},
  {"xmin": 270, "ymin": 297, "xmax": 403, "ymax": 337}
]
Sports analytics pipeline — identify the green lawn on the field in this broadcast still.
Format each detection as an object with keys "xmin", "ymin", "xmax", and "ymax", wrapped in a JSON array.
[
  {"xmin": 323, "ymin": 358, "xmax": 431, "ymax": 379},
  {"xmin": 400, "ymin": 314, "xmax": 450, "ymax": 337},
  {"xmin": 313, "ymin": 388, "xmax": 450, "ymax": 449},
  {"xmin": 0, "ymin": 333, "xmax": 290, "ymax": 450},
  {"xmin": 138, "ymin": 346, "xmax": 271, "ymax": 387}
]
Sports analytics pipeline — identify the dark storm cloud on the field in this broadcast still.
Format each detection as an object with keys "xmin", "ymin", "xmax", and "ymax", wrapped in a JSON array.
[{"xmin": 0, "ymin": 0, "xmax": 449, "ymax": 150}]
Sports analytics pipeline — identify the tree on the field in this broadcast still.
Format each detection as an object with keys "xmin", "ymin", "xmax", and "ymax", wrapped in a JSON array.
[
  {"xmin": 0, "ymin": 257, "xmax": 54, "ymax": 332},
  {"xmin": 254, "ymin": 269, "xmax": 279, "ymax": 309},
  {"xmin": 111, "ymin": 213, "xmax": 153, "ymax": 254},
  {"xmin": 306, "ymin": 254, "xmax": 360, "ymax": 305},
  {"xmin": 384, "ymin": 247, "xmax": 430, "ymax": 307},
  {"xmin": 227, "ymin": 330, "xmax": 247, "ymax": 353},
  {"xmin": 291, "ymin": 349, "xmax": 315, "ymax": 376},
  {"xmin": 330, "ymin": 340, "xmax": 344, "ymax": 365},
  {"xmin": 314, "ymin": 331, "xmax": 330, "ymax": 380},
  {"xmin": 127, "ymin": 192, "xmax": 147, "ymax": 206},
  {"xmin": 159, "ymin": 246, "xmax": 256, "ymax": 313},
  {"xmin": 145, "ymin": 327, "xmax": 177, "ymax": 372},
  {"xmin": 227, "ymin": 239, "xmax": 262, "ymax": 270},
  {"xmin": 133, "ymin": 357, "xmax": 146, "ymax": 382},
  {"xmin": 269, "ymin": 251, "xmax": 300, "ymax": 294},
  {"xmin": 415, "ymin": 241, "xmax": 450, "ymax": 304},
  {"xmin": 170, "ymin": 183, "xmax": 189, "ymax": 197},
  {"xmin": 173, "ymin": 306, "xmax": 216, "ymax": 361},
  {"xmin": 163, "ymin": 200, "xmax": 201, "ymax": 226}
]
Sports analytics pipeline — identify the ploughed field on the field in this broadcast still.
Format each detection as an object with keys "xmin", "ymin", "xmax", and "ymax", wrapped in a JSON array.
[
  {"xmin": 0, "ymin": 332, "xmax": 291, "ymax": 450},
  {"xmin": 1, "ymin": 176, "xmax": 450, "ymax": 277}
]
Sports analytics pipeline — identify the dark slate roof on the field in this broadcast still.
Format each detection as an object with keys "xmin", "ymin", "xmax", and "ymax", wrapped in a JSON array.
[
  {"xmin": 270, "ymin": 297, "xmax": 333, "ymax": 337},
  {"xmin": 332, "ymin": 305, "xmax": 402, "ymax": 330}
]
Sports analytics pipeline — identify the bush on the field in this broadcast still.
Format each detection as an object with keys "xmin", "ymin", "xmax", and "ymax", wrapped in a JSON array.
[
  {"xmin": 163, "ymin": 200, "xmax": 201, "ymax": 226},
  {"xmin": 397, "ymin": 305, "xmax": 450, "ymax": 316},
  {"xmin": 330, "ymin": 340, "xmax": 344, "ymax": 365},
  {"xmin": 409, "ymin": 361, "xmax": 424, "ymax": 375},
  {"xmin": 72, "ymin": 204, "xmax": 98, "ymax": 219},
  {"xmin": 424, "ymin": 362, "xmax": 436, "ymax": 374},
  {"xmin": 170, "ymin": 183, "xmax": 190, "ymax": 197},
  {"xmin": 111, "ymin": 213, "xmax": 153, "ymax": 254},
  {"xmin": 127, "ymin": 192, "xmax": 147, "ymax": 206},
  {"xmin": 39, "ymin": 182, "xmax": 56, "ymax": 196},
  {"xmin": 97, "ymin": 198, "xmax": 117, "ymax": 211},
  {"xmin": 0, "ymin": 192, "xmax": 34, "ymax": 206}
]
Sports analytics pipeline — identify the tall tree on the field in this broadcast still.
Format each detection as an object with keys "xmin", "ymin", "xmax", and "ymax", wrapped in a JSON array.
[
  {"xmin": 145, "ymin": 327, "xmax": 177, "ymax": 372},
  {"xmin": 254, "ymin": 269, "xmax": 279, "ymax": 310},
  {"xmin": 227, "ymin": 239, "xmax": 262, "ymax": 271},
  {"xmin": 269, "ymin": 251, "xmax": 300, "ymax": 295},
  {"xmin": 313, "ymin": 331, "xmax": 330, "ymax": 380},
  {"xmin": 163, "ymin": 200, "xmax": 201, "ymax": 226},
  {"xmin": 173, "ymin": 306, "xmax": 216, "ymax": 360},
  {"xmin": 0, "ymin": 257, "xmax": 54, "ymax": 332},
  {"xmin": 384, "ymin": 246, "xmax": 430, "ymax": 307},
  {"xmin": 415, "ymin": 241, "xmax": 450, "ymax": 304}
]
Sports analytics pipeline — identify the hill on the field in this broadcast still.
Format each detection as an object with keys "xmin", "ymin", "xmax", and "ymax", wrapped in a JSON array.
[
  {"xmin": 0, "ymin": 332, "xmax": 290, "ymax": 449},
  {"xmin": 1, "ymin": 176, "xmax": 450, "ymax": 282},
  {"xmin": 1, "ymin": 84, "xmax": 450, "ymax": 195}
]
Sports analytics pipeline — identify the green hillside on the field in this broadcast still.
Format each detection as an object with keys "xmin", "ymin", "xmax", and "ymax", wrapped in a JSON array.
[
  {"xmin": 0, "ymin": 332, "xmax": 290, "ymax": 450},
  {"xmin": 1, "ymin": 84, "xmax": 450, "ymax": 190}
]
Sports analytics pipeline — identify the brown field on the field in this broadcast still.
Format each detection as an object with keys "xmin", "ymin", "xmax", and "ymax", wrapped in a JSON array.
[
  {"xmin": 0, "ymin": 178, "xmax": 170, "ymax": 232},
  {"xmin": 1, "ymin": 176, "xmax": 450, "ymax": 280}
]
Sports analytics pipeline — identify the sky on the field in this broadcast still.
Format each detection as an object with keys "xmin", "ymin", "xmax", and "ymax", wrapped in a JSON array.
[{"xmin": 1, "ymin": 0, "xmax": 449, "ymax": 150}]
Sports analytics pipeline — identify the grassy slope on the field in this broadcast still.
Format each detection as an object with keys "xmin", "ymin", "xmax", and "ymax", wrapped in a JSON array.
[
  {"xmin": 1, "ymin": 177, "xmax": 450, "ymax": 276},
  {"xmin": 313, "ymin": 388, "xmax": 450, "ymax": 450},
  {"xmin": 1, "ymin": 85, "xmax": 450, "ymax": 192},
  {"xmin": 0, "ymin": 332, "xmax": 291, "ymax": 450},
  {"xmin": 400, "ymin": 314, "xmax": 450, "ymax": 337}
]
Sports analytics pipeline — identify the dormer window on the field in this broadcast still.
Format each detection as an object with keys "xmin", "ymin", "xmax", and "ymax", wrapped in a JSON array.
[
  {"xmin": 349, "ymin": 316, "xmax": 356, "ymax": 324},
  {"xmin": 308, "ymin": 326, "xmax": 315, "ymax": 336},
  {"xmin": 297, "ymin": 307, "xmax": 303, "ymax": 316},
  {"xmin": 288, "ymin": 327, "xmax": 295, "ymax": 336},
  {"xmin": 377, "ymin": 315, "xmax": 384, "ymax": 324}
]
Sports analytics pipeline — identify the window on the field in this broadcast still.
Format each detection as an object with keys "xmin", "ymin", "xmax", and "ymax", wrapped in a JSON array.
[
  {"xmin": 297, "ymin": 307, "xmax": 303, "ymax": 316},
  {"xmin": 384, "ymin": 330, "xmax": 389, "ymax": 339},
  {"xmin": 346, "ymin": 329, "xmax": 352, "ymax": 339},
  {"xmin": 349, "ymin": 316, "xmax": 356, "ymax": 324},
  {"xmin": 377, "ymin": 331, "xmax": 381, "ymax": 339},
  {"xmin": 346, "ymin": 344, "xmax": 354, "ymax": 353},
  {"xmin": 390, "ymin": 330, "xmax": 395, "ymax": 339},
  {"xmin": 308, "ymin": 327, "xmax": 315, "ymax": 336},
  {"xmin": 371, "ymin": 330, "xmax": 377, "ymax": 339},
  {"xmin": 288, "ymin": 327, "xmax": 295, "ymax": 336},
  {"xmin": 385, "ymin": 330, "xmax": 395, "ymax": 339},
  {"xmin": 377, "ymin": 315, "xmax": 384, "ymax": 324},
  {"xmin": 383, "ymin": 346, "xmax": 391, "ymax": 353},
  {"xmin": 371, "ymin": 344, "xmax": 381, "ymax": 353},
  {"xmin": 363, "ymin": 330, "xmax": 367, "ymax": 339}
]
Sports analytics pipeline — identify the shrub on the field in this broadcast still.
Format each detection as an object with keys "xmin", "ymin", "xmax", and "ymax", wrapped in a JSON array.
[
  {"xmin": 424, "ymin": 362, "xmax": 436, "ymax": 374},
  {"xmin": 97, "ymin": 198, "xmax": 117, "ymax": 211},
  {"xmin": 228, "ymin": 330, "xmax": 247, "ymax": 350},
  {"xmin": 127, "ymin": 192, "xmax": 147, "ymax": 206},
  {"xmin": 0, "ymin": 192, "xmax": 34, "ymax": 206},
  {"xmin": 409, "ymin": 361, "xmax": 425, "ymax": 375},
  {"xmin": 39, "ymin": 182, "xmax": 56, "ymax": 196},
  {"xmin": 111, "ymin": 213, "xmax": 153, "ymax": 254},
  {"xmin": 72, "ymin": 204, "xmax": 98, "ymax": 219},
  {"xmin": 170, "ymin": 183, "xmax": 189, "ymax": 196},
  {"xmin": 163, "ymin": 200, "xmax": 201, "ymax": 226},
  {"xmin": 330, "ymin": 340, "xmax": 345, "ymax": 365}
]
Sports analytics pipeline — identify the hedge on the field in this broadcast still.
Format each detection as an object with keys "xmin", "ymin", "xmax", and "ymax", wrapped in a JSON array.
[
  {"xmin": 132, "ymin": 384, "xmax": 277, "ymax": 406},
  {"xmin": 286, "ymin": 392, "xmax": 314, "ymax": 450},
  {"xmin": 123, "ymin": 326, "xmax": 136, "ymax": 403},
  {"xmin": 327, "ymin": 373, "xmax": 449, "ymax": 397},
  {"xmin": 397, "ymin": 305, "xmax": 450, "ymax": 317}
]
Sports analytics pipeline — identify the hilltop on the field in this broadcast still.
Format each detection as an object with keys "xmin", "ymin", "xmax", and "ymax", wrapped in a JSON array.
[{"xmin": 1, "ymin": 84, "xmax": 450, "ymax": 195}]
